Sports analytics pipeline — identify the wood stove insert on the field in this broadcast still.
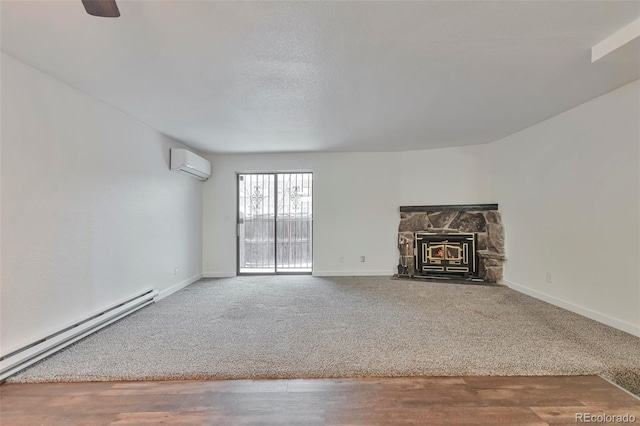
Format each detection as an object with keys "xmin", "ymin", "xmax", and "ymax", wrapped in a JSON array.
[{"xmin": 414, "ymin": 232, "xmax": 477, "ymax": 277}]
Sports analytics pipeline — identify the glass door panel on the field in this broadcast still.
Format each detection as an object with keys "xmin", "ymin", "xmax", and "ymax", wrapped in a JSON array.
[
  {"xmin": 238, "ymin": 174, "xmax": 276, "ymax": 274},
  {"xmin": 276, "ymin": 173, "xmax": 313, "ymax": 273}
]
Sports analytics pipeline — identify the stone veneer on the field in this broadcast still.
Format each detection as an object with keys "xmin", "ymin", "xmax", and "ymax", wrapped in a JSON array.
[{"xmin": 398, "ymin": 205, "xmax": 506, "ymax": 283}]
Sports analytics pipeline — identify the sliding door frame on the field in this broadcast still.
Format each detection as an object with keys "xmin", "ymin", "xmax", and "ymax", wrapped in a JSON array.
[{"xmin": 236, "ymin": 171, "xmax": 313, "ymax": 276}]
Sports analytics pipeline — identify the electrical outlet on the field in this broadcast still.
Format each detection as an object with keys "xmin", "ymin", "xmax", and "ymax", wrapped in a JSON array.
[
  {"xmin": 545, "ymin": 272, "xmax": 552, "ymax": 284},
  {"xmin": 174, "ymin": 267, "xmax": 179, "ymax": 275},
  {"xmin": 360, "ymin": 256, "xmax": 366, "ymax": 262},
  {"xmin": 339, "ymin": 256, "xmax": 344, "ymax": 263}
]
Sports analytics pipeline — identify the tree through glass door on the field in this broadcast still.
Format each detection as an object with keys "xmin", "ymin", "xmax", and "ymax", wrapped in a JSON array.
[{"xmin": 238, "ymin": 173, "xmax": 312, "ymax": 274}]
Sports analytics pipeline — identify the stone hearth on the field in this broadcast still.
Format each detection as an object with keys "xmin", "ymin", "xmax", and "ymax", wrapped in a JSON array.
[{"xmin": 398, "ymin": 204, "xmax": 506, "ymax": 283}]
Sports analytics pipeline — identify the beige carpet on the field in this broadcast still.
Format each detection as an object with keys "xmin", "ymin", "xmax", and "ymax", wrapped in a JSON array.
[{"xmin": 8, "ymin": 276, "xmax": 640, "ymax": 395}]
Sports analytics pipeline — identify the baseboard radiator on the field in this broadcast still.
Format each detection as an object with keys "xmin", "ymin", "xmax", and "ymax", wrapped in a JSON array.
[{"xmin": 0, "ymin": 289, "xmax": 158, "ymax": 382}]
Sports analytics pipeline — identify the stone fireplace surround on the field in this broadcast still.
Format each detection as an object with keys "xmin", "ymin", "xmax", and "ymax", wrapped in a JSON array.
[{"xmin": 398, "ymin": 204, "xmax": 505, "ymax": 283}]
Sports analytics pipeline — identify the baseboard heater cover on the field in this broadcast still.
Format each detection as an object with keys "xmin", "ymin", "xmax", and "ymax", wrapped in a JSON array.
[{"xmin": 0, "ymin": 289, "xmax": 158, "ymax": 381}]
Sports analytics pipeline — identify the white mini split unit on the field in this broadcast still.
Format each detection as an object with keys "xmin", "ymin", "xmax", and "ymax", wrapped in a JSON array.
[{"xmin": 170, "ymin": 149, "xmax": 211, "ymax": 181}]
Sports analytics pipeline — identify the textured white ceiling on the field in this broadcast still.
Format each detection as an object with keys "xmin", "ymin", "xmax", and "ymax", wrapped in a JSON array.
[{"xmin": 2, "ymin": 1, "xmax": 639, "ymax": 153}]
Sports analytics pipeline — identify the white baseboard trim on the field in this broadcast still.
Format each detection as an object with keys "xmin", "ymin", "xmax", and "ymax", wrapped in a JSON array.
[
  {"xmin": 204, "ymin": 271, "xmax": 395, "ymax": 278},
  {"xmin": 203, "ymin": 272, "xmax": 236, "ymax": 278},
  {"xmin": 505, "ymin": 280, "xmax": 640, "ymax": 338},
  {"xmin": 312, "ymin": 270, "xmax": 394, "ymax": 277},
  {"xmin": 157, "ymin": 273, "xmax": 203, "ymax": 301}
]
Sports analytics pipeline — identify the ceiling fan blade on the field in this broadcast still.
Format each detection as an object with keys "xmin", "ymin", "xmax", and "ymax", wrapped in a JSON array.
[{"xmin": 81, "ymin": 0, "xmax": 120, "ymax": 18}]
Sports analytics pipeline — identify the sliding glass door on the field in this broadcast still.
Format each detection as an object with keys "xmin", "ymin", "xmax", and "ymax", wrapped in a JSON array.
[{"xmin": 237, "ymin": 173, "xmax": 313, "ymax": 274}]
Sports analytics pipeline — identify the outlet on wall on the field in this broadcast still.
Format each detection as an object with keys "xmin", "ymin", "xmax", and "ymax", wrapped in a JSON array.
[
  {"xmin": 360, "ymin": 256, "xmax": 366, "ymax": 262},
  {"xmin": 545, "ymin": 272, "xmax": 552, "ymax": 284},
  {"xmin": 174, "ymin": 267, "xmax": 179, "ymax": 275},
  {"xmin": 339, "ymin": 256, "xmax": 344, "ymax": 263}
]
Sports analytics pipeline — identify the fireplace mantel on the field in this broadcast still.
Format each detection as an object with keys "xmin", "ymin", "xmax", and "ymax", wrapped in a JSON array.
[{"xmin": 400, "ymin": 204, "xmax": 498, "ymax": 213}]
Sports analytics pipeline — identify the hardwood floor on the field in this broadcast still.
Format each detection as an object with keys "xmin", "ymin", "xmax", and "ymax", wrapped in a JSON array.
[{"xmin": 1, "ymin": 376, "xmax": 639, "ymax": 425}]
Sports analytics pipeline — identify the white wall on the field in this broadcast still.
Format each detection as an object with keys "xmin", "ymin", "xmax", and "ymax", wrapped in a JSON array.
[
  {"xmin": 0, "ymin": 54, "xmax": 203, "ymax": 353},
  {"xmin": 490, "ymin": 80, "xmax": 640, "ymax": 335},
  {"xmin": 202, "ymin": 145, "xmax": 491, "ymax": 277},
  {"xmin": 398, "ymin": 145, "xmax": 491, "ymax": 206}
]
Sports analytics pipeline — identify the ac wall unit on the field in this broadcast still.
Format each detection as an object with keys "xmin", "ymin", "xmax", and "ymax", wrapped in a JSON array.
[{"xmin": 170, "ymin": 149, "xmax": 211, "ymax": 181}]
